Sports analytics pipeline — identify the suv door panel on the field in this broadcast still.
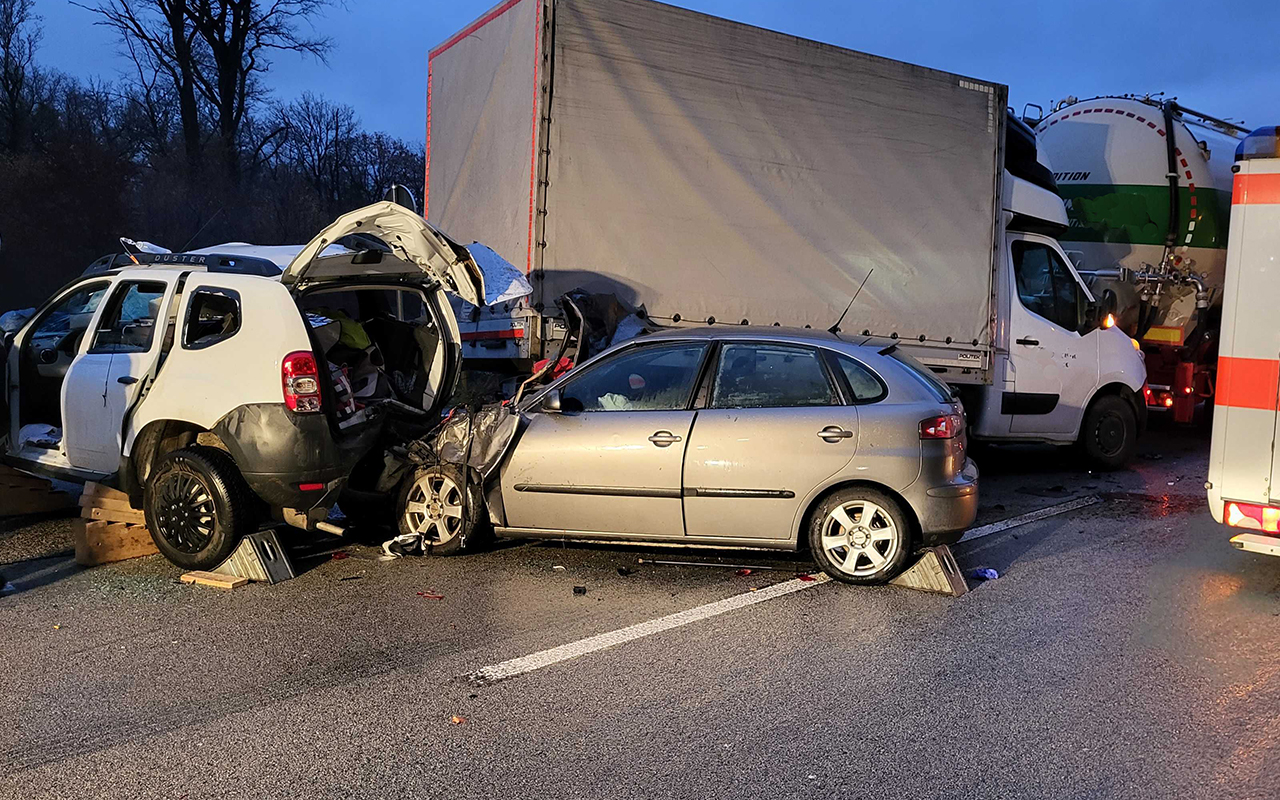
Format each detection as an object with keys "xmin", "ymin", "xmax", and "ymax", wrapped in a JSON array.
[{"xmin": 63, "ymin": 278, "xmax": 175, "ymax": 473}]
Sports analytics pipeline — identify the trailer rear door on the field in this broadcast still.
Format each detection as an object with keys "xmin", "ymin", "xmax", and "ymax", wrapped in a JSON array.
[{"xmin": 1210, "ymin": 157, "xmax": 1280, "ymax": 512}]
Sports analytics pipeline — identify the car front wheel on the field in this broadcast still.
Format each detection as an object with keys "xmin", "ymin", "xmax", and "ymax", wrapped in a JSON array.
[
  {"xmin": 1080, "ymin": 395, "xmax": 1138, "ymax": 470},
  {"xmin": 808, "ymin": 488, "xmax": 912, "ymax": 584},
  {"xmin": 144, "ymin": 446, "xmax": 256, "ymax": 570},
  {"xmin": 397, "ymin": 464, "xmax": 483, "ymax": 556}
]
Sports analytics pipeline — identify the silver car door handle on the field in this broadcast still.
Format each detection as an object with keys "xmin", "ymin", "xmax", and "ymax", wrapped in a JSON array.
[
  {"xmin": 648, "ymin": 431, "xmax": 683, "ymax": 447},
  {"xmin": 817, "ymin": 426, "xmax": 854, "ymax": 442}
]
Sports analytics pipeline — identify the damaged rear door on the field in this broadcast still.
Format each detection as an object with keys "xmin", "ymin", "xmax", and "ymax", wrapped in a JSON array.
[
  {"xmin": 500, "ymin": 342, "xmax": 710, "ymax": 537},
  {"xmin": 281, "ymin": 201, "xmax": 486, "ymax": 307}
]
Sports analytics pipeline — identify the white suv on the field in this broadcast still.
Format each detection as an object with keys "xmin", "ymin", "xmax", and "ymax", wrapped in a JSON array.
[{"xmin": 2, "ymin": 203, "xmax": 486, "ymax": 569}]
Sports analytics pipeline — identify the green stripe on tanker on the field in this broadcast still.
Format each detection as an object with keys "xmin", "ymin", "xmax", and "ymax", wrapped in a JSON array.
[{"xmin": 1057, "ymin": 184, "xmax": 1231, "ymax": 250}]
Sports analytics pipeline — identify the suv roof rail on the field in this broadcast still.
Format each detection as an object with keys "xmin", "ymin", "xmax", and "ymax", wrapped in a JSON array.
[{"xmin": 82, "ymin": 251, "xmax": 283, "ymax": 278}]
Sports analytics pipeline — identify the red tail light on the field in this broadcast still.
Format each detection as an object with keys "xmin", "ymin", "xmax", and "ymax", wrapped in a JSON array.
[
  {"xmin": 282, "ymin": 351, "xmax": 322, "ymax": 413},
  {"xmin": 1225, "ymin": 501, "xmax": 1280, "ymax": 533},
  {"xmin": 920, "ymin": 414, "xmax": 963, "ymax": 440}
]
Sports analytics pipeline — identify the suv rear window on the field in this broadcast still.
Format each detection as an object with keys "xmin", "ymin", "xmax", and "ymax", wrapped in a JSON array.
[{"xmin": 184, "ymin": 289, "xmax": 241, "ymax": 349}]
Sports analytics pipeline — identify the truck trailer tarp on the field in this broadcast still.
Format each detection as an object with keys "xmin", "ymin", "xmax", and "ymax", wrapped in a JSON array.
[{"xmin": 427, "ymin": 0, "xmax": 1006, "ymax": 348}]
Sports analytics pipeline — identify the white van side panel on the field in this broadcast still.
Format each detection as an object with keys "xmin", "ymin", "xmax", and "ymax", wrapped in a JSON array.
[{"xmin": 125, "ymin": 275, "xmax": 311, "ymax": 455}]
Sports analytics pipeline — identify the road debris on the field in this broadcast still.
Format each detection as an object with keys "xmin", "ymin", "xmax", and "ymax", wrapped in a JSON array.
[
  {"xmin": 971, "ymin": 568, "xmax": 1000, "ymax": 581},
  {"xmin": 796, "ymin": 574, "xmax": 816, "ymax": 582},
  {"xmin": 573, "ymin": 585, "xmax": 587, "ymax": 595},
  {"xmin": 331, "ymin": 551, "xmax": 351, "ymax": 560},
  {"xmin": 552, "ymin": 565, "xmax": 566, "ymax": 572},
  {"xmin": 735, "ymin": 568, "xmax": 753, "ymax": 576},
  {"xmin": 616, "ymin": 567, "xmax": 635, "ymax": 577},
  {"xmin": 416, "ymin": 591, "xmax": 444, "ymax": 600},
  {"xmin": 450, "ymin": 715, "xmax": 466, "ymax": 725}
]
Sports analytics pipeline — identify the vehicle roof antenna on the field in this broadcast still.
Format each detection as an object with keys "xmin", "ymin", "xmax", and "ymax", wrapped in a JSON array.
[{"xmin": 829, "ymin": 268, "xmax": 874, "ymax": 334}]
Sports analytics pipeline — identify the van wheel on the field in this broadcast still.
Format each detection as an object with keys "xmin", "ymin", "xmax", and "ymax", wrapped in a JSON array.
[
  {"xmin": 145, "ymin": 446, "xmax": 255, "ymax": 570},
  {"xmin": 397, "ymin": 464, "xmax": 482, "ymax": 556},
  {"xmin": 808, "ymin": 488, "xmax": 912, "ymax": 584},
  {"xmin": 1080, "ymin": 395, "xmax": 1137, "ymax": 470}
]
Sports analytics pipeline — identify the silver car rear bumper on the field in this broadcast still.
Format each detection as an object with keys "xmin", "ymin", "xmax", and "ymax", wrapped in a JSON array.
[{"xmin": 908, "ymin": 457, "xmax": 979, "ymax": 545}]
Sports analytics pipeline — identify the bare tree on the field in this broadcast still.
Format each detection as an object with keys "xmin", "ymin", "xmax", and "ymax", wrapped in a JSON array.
[
  {"xmin": 0, "ymin": 0, "xmax": 41, "ymax": 151},
  {"xmin": 78, "ymin": 0, "xmax": 203, "ymax": 170},
  {"xmin": 186, "ymin": 0, "xmax": 330, "ymax": 177},
  {"xmin": 82, "ymin": 0, "xmax": 330, "ymax": 177},
  {"xmin": 273, "ymin": 91, "xmax": 357, "ymax": 203}
]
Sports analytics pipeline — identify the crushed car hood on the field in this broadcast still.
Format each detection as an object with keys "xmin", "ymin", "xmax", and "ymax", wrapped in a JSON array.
[{"xmin": 283, "ymin": 201, "xmax": 486, "ymax": 306}]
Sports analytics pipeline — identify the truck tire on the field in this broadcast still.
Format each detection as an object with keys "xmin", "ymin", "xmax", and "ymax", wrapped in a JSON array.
[
  {"xmin": 397, "ymin": 463, "xmax": 483, "ymax": 556},
  {"xmin": 1080, "ymin": 395, "xmax": 1138, "ymax": 470},
  {"xmin": 144, "ymin": 446, "xmax": 256, "ymax": 570},
  {"xmin": 807, "ymin": 487, "xmax": 912, "ymax": 584}
]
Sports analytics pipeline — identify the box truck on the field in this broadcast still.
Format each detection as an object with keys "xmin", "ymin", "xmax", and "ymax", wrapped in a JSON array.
[
  {"xmin": 1207, "ymin": 125, "xmax": 1280, "ymax": 555},
  {"xmin": 426, "ymin": 0, "xmax": 1146, "ymax": 466}
]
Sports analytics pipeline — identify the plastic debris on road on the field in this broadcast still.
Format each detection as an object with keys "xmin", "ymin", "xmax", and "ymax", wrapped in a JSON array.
[
  {"xmin": 797, "ymin": 574, "xmax": 816, "ymax": 582},
  {"xmin": 552, "ymin": 565, "xmax": 566, "ymax": 571},
  {"xmin": 450, "ymin": 715, "xmax": 466, "ymax": 725},
  {"xmin": 971, "ymin": 568, "xmax": 1000, "ymax": 581},
  {"xmin": 573, "ymin": 585, "xmax": 587, "ymax": 595},
  {"xmin": 736, "ymin": 568, "xmax": 753, "ymax": 576},
  {"xmin": 416, "ymin": 591, "xmax": 444, "ymax": 600},
  {"xmin": 331, "ymin": 551, "xmax": 350, "ymax": 560}
]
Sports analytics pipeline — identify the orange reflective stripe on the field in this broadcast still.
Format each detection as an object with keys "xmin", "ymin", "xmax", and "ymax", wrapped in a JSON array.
[
  {"xmin": 1217, "ymin": 356, "xmax": 1280, "ymax": 410},
  {"xmin": 1233, "ymin": 173, "xmax": 1280, "ymax": 205}
]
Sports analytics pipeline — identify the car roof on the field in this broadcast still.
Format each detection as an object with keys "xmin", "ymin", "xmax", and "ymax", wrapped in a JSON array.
[{"xmin": 636, "ymin": 324, "xmax": 884, "ymax": 353}]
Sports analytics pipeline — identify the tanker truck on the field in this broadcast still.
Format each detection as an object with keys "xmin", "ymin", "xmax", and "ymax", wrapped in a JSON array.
[
  {"xmin": 427, "ymin": 0, "xmax": 1147, "ymax": 467},
  {"xmin": 1033, "ymin": 96, "xmax": 1248, "ymax": 423}
]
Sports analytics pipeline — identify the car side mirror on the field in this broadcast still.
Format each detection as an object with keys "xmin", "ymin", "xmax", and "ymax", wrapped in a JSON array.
[{"xmin": 541, "ymin": 388, "xmax": 563, "ymax": 413}]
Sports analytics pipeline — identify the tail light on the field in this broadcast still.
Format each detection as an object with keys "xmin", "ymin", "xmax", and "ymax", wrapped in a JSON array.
[
  {"xmin": 282, "ymin": 351, "xmax": 322, "ymax": 413},
  {"xmin": 920, "ymin": 414, "xmax": 963, "ymax": 440},
  {"xmin": 1225, "ymin": 501, "xmax": 1280, "ymax": 533}
]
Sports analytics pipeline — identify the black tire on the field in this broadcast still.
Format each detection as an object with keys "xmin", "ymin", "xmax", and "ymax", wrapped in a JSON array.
[
  {"xmin": 144, "ymin": 446, "xmax": 256, "ymax": 570},
  {"xmin": 807, "ymin": 487, "xmax": 913, "ymax": 585},
  {"xmin": 396, "ymin": 463, "xmax": 484, "ymax": 556},
  {"xmin": 1080, "ymin": 395, "xmax": 1138, "ymax": 470}
]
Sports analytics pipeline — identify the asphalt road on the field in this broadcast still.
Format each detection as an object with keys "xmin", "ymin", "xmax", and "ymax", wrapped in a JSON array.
[{"xmin": 2, "ymin": 424, "xmax": 1278, "ymax": 799}]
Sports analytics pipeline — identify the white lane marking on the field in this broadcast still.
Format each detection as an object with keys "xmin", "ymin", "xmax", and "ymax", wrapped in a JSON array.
[
  {"xmin": 957, "ymin": 495, "xmax": 1104, "ymax": 544},
  {"xmin": 471, "ymin": 574, "xmax": 831, "ymax": 683}
]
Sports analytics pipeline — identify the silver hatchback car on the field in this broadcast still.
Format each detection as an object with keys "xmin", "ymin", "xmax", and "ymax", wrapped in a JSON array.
[{"xmin": 403, "ymin": 327, "xmax": 978, "ymax": 584}]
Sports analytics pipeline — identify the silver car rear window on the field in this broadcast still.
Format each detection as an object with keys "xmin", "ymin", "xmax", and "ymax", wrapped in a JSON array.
[{"xmin": 887, "ymin": 351, "xmax": 954, "ymax": 403}]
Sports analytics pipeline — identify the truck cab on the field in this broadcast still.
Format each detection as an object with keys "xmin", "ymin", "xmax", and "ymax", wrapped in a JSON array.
[{"xmin": 957, "ymin": 156, "xmax": 1148, "ymax": 468}]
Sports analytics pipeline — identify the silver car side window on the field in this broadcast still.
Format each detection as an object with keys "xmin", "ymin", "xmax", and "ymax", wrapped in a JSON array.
[
  {"xmin": 834, "ymin": 354, "xmax": 888, "ymax": 403},
  {"xmin": 560, "ymin": 343, "xmax": 707, "ymax": 412},
  {"xmin": 711, "ymin": 343, "xmax": 837, "ymax": 409}
]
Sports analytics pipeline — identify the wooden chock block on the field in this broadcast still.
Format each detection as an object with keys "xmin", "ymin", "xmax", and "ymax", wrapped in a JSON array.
[
  {"xmin": 73, "ymin": 519, "xmax": 159, "ymax": 566},
  {"xmin": 180, "ymin": 571, "xmax": 248, "ymax": 590},
  {"xmin": 0, "ymin": 467, "xmax": 77, "ymax": 517}
]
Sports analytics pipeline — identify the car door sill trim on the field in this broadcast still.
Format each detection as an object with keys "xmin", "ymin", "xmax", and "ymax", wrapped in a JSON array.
[
  {"xmin": 513, "ymin": 483, "xmax": 682, "ymax": 499},
  {"xmin": 683, "ymin": 487, "xmax": 795, "ymax": 499},
  {"xmin": 494, "ymin": 527, "xmax": 796, "ymax": 551}
]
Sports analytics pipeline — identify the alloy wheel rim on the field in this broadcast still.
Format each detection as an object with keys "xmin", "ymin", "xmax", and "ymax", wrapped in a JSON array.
[
  {"xmin": 154, "ymin": 468, "xmax": 217, "ymax": 554},
  {"xmin": 404, "ymin": 473, "xmax": 465, "ymax": 545},
  {"xmin": 820, "ymin": 500, "xmax": 899, "ymax": 577}
]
